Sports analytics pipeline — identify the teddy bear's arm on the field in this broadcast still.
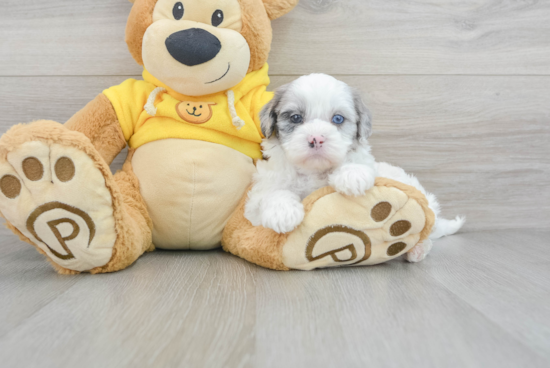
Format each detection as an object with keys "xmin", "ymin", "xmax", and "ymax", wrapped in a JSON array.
[{"xmin": 65, "ymin": 94, "xmax": 127, "ymax": 165}]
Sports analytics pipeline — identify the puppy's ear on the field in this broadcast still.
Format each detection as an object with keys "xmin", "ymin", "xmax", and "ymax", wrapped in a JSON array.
[
  {"xmin": 260, "ymin": 84, "xmax": 289, "ymax": 139},
  {"xmin": 353, "ymin": 89, "xmax": 373, "ymax": 143},
  {"xmin": 260, "ymin": 99, "xmax": 277, "ymax": 139}
]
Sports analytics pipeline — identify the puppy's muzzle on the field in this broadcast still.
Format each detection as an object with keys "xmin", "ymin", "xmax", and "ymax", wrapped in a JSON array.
[{"xmin": 165, "ymin": 28, "xmax": 222, "ymax": 67}]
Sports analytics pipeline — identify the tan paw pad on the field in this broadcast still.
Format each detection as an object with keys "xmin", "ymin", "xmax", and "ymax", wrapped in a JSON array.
[
  {"xmin": 282, "ymin": 184, "xmax": 429, "ymax": 270},
  {"xmin": 22, "ymin": 157, "xmax": 44, "ymax": 181},
  {"xmin": 0, "ymin": 141, "xmax": 116, "ymax": 272},
  {"xmin": 353, "ymin": 233, "xmax": 421, "ymax": 266},
  {"xmin": 0, "ymin": 174, "xmax": 21, "ymax": 199}
]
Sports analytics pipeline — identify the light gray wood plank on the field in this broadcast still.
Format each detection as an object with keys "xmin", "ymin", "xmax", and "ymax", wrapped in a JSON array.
[
  {"xmin": 270, "ymin": 0, "xmax": 550, "ymax": 75},
  {"xmin": 253, "ymin": 249, "xmax": 548, "ymax": 368},
  {"xmin": 0, "ymin": 0, "xmax": 138, "ymax": 76},
  {"xmin": 1, "ymin": 0, "xmax": 550, "ymax": 76},
  {"xmin": 0, "ymin": 249, "xmax": 257, "ymax": 368},
  {"xmin": 0, "ymin": 75, "xmax": 548, "ymax": 231},
  {"xmin": 0, "ymin": 238, "xmax": 82, "ymax": 338},
  {"xmin": 418, "ymin": 230, "xmax": 550, "ymax": 360},
  {"xmin": 0, "ymin": 76, "xmax": 129, "ymax": 127}
]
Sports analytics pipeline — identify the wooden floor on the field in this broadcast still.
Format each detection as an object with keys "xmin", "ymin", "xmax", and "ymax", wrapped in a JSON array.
[
  {"xmin": 1, "ymin": 0, "xmax": 549, "ymax": 367},
  {"xmin": 0, "ymin": 228, "xmax": 548, "ymax": 367}
]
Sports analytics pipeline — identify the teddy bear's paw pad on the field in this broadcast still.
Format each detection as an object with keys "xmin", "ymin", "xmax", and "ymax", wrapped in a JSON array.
[
  {"xmin": 0, "ymin": 141, "xmax": 116, "ymax": 272},
  {"xmin": 282, "ymin": 185, "xmax": 428, "ymax": 270}
]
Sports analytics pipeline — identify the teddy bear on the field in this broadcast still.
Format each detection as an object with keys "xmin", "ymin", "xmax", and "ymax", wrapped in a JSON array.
[{"xmin": 0, "ymin": 0, "xmax": 434, "ymax": 274}]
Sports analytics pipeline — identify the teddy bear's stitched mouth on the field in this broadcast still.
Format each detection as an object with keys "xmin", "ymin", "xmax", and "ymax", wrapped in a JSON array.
[
  {"xmin": 186, "ymin": 110, "xmax": 202, "ymax": 117},
  {"xmin": 205, "ymin": 63, "xmax": 231, "ymax": 84}
]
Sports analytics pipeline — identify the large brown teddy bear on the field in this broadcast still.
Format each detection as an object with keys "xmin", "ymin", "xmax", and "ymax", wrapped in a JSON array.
[{"xmin": 0, "ymin": 0, "xmax": 434, "ymax": 274}]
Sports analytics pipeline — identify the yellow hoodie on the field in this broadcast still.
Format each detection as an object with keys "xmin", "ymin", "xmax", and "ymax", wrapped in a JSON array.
[{"xmin": 103, "ymin": 64, "xmax": 273, "ymax": 159}]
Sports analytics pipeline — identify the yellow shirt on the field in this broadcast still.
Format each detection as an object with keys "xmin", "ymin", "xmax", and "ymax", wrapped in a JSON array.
[{"xmin": 103, "ymin": 64, "xmax": 274, "ymax": 159}]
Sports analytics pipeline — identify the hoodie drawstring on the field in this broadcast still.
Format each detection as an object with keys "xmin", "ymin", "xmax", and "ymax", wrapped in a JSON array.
[
  {"xmin": 144, "ymin": 87, "xmax": 166, "ymax": 116},
  {"xmin": 226, "ymin": 90, "xmax": 245, "ymax": 130}
]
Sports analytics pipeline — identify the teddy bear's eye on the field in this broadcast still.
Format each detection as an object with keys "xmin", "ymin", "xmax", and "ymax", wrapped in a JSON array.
[
  {"xmin": 173, "ymin": 2, "xmax": 184, "ymax": 20},
  {"xmin": 212, "ymin": 10, "xmax": 224, "ymax": 27}
]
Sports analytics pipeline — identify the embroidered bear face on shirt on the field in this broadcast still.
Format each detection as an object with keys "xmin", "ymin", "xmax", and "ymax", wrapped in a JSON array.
[{"xmin": 176, "ymin": 102, "xmax": 217, "ymax": 124}]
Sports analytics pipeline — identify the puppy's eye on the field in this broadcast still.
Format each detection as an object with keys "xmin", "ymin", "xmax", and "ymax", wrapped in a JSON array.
[
  {"xmin": 332, "ymin": 115, "xmax": 345, "ymax": 125},
  {"xmin": 212, "ymin": 10, "xmax": 224, "ymax": 27},
  {"xmin": 173, "ymin": 2, "xmax": 184, "ymax": 20},
  {"xmin": 290, "ymin": 114, "xmax": 303, "ymax": 124}
]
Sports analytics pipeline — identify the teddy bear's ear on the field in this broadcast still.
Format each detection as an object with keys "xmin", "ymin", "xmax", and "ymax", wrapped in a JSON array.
[{"xmin": 262, "ymin": 0, "xmax": 299, "ymax": 20}]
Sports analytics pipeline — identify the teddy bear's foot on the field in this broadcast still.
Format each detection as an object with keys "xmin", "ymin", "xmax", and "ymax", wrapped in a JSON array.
[
  {"xmin": 0, "ymin": 122, "xmax": 124, "ymax": 272},
  {"xmin": 281, "ymin": 179, "xmax": 434, "ymax": 270},
  {"xmin": 223, "ymin": 178, "xmax": 435, "ymax": 271}
]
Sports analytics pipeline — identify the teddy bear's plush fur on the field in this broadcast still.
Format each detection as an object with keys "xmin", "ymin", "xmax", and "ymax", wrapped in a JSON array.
[{"xmin": 0, "ymin": 0, "xmax": 435, "ymax": 274}]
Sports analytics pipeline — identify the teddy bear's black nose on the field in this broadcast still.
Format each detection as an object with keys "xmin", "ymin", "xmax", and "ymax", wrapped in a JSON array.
[{"xmin": 165, "ymin": 28, "xmax": 222, "ymax": 67}]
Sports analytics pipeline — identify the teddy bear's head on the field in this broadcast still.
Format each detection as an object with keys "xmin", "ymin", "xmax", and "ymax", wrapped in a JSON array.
[{"xmin": 126, "ymin": 0, "xmax": 298, "ymax": 96}]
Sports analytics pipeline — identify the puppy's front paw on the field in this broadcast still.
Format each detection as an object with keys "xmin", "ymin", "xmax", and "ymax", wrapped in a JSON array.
[
  {"xmin": 329, "ymin": 164, "xmax": 376, "ymax": 197},
  {"xmin": 260, "ymin": 191, "xmax": 305, "ymax": 234}
]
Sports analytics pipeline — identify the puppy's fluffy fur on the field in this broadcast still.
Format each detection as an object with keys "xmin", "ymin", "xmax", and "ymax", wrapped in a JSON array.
[{"xmin": 245, "ymin": 74, "xmax": 464, "ymax": 260}]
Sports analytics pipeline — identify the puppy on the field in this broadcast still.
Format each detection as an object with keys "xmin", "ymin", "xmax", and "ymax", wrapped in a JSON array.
[
  {"xmin": 245, "ymin": 74, "xmax": 376, "ymax": 231},
  {"xmin": 245, "ymin": 74, "xmax": 464, "ymax": 262}
]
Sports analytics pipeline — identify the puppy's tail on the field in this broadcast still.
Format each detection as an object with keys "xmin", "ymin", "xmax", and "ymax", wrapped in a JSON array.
[{"xmin": 429, "ymin": 216, "xmax": 466, "ymax": 240}]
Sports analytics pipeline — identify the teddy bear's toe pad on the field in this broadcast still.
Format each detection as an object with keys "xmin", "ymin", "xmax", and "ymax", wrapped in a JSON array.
[
  {"xmin": 282, "ymin": 184, "xmax": 432, "ymax": 270},
  {"xmin": 0, "ymin": 141, "xmax": 116, "ymax": 272}
]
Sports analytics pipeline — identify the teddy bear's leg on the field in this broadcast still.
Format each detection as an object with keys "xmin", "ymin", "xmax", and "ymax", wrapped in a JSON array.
[
  {"xmin": 88, "ymin": 150, "xmax": 154, "ymax": 274},
  {"xmin": 223, "ymin": 178, "xmax": 435, "ymax": 271},
  {"xmin": 0, "ymin": 121, "xmax": 153, "ymax": 274}
]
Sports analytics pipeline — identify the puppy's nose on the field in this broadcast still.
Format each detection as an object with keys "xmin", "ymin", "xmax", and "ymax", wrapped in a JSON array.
[
  {"xmin": 165, "ymin": 28, "xmax": 222, "ymax": 66},
  {"xmin": 308, "ymin": 135, "xmax": 326, "ymax": 148}
]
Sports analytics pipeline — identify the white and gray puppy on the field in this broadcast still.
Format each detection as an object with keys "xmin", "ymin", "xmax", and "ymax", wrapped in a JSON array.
[{"xmin": 245, "ymin": 74, "xmax": 464, "ymax": 261}]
